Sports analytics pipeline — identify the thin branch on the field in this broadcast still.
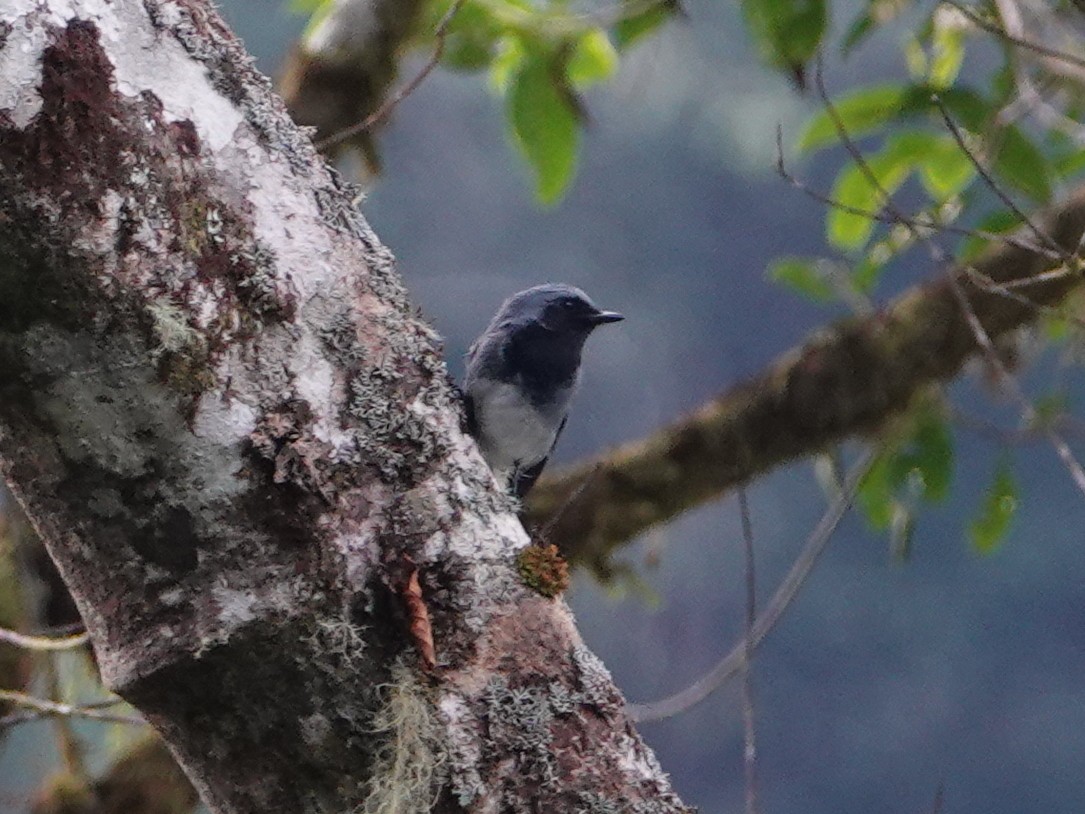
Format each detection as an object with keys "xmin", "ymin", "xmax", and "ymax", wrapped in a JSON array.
[
  {"xmin": 776, "ymin": 124, "xmax": 1078, "ymax": 325},
  {"xmin": 934, "ymin": 95, "xmax": 1071, "ymax": 262},
  {"xmin": 946, "ymin": 0, "xmax": 1085, "ymax": 74},
  {"xmin": 951, "ymin": 403, "xmax": 1085, "ymax": 443},
  {"xmin": 535, "ymin": 463, "xmax": 603, "ymax": 545},
  {"xmin": 0, "ymin": 627, "xmax": 88, "ymax": 651},
  {"xmin": 315, "ymin": 0, "xmax": 466, "ymax": 152},
  {"xmin": 963, "ymin": 267, "xmax": 1085, "ymax": 330},
  {"xmin": 929, "ymin": 781, "xmax": 946, "ymax": 814},
  {"xmin": 995, "ymin": 53, "xmax": 1085, "ymax": 144},
  {"xmin": 773, "ymin": 126, "xmax": 1062, "ymax": 262},
  {"xmin": 950, "ymin": 258, "xmax": 1085, "ymax": 495},
  {"xmin": 737, "ymin": 487, "xmax": 759, "ymax": 814},
  {"xmin": 0, "ymin": 690, "xmax": 144, "ymax": 729},
  {"xmin": 628, "ymin": 448, "xmax": 875, "ymax": 723}
]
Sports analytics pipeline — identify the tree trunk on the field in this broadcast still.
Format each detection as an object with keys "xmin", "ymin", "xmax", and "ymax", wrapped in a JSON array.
[{"xmin": 0, "ymin": 1, "xmax": 690, "ymax": 811}]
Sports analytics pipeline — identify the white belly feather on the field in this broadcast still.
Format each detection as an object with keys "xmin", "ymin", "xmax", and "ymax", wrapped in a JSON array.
[{"xmin": 471, "ymin": 380, "xmax": 563, "ymax": 474}]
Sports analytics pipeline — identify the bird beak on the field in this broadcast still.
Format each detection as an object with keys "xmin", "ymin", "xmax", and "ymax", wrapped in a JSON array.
[{"xmin": 588, "ymin": 310, "xmax": 624, "ymax": 325}]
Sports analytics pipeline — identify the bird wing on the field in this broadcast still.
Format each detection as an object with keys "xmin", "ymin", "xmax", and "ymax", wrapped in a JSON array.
[
  {"xmin": 513, "ymin": 414, "xmax": 567, "ymax": 498},
  {"xmin": 461, "ymin": 334, "xmax": 488, "ymax": 438},
  {"xmin": 462, "ymin": 390, "xmax": 479, "ymax": 437}
]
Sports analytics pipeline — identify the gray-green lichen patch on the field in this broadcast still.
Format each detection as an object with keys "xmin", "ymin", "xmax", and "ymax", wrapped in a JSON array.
[
  {"xmin": 145, "ymin": 0, "xmax": 317, "ymax": 178},
  {"xmin": 435, "ymin": 597, "xmax": 695, "ymax": 812},
  {"xmin": 575, "ymin": 791, "xmax": 694, "ymax": 814},
  {"xmin": 484, "ymin": 675, "xmax": 557, "ymax": 783}
]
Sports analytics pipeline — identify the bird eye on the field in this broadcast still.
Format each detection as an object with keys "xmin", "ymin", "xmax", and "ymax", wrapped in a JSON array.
[{"xmin": 561, "ymin": 299, "xmax": 577, "ymax": 309}]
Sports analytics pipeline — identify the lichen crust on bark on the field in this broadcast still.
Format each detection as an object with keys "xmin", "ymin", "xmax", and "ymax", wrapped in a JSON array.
[{"xmin": 0, "ymin": 1, "xmax": 692, "ymax": 810}]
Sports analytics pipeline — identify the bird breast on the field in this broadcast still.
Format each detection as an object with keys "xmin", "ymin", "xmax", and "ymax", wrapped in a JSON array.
[{"xmin": 471, "ymin": 379, "xmax": 571, "ymax": 472}]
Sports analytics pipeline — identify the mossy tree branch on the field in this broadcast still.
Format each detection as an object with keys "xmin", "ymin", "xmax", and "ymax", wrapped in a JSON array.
[{"xmin": 526, "ymin": 188, "xmax": 1085, "ymax": 573}]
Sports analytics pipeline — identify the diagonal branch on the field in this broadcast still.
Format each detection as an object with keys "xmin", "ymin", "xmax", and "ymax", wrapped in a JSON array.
[
  {"xmin": 628, "ymin": 449, "xmax": 874, "ymax": 722},
  {"xmin": 525, "ymin": 188, "xmax": 1085, "ymax": 573}
]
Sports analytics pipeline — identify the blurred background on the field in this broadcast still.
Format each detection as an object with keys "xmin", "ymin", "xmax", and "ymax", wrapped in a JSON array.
[{"xmin": 6, "ymin": 1, "xmax": 1085, "ymax": 812}]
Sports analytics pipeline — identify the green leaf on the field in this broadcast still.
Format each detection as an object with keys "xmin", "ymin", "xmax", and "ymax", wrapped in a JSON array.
[
  {"xmin": 874, "ymin": 131, "xmax": 974, "ymax": 200},
  {"xmin": 859, "ymin": 452, "xmax": 898, "ymax": 530},
  {"xmin": 914, "ymin": 135, "xmax": 974, "ymax": 199},
  {"xmin": 841, "ymin": 11, "xmax": 875, "ymax": 54},
  {"xmin": 614, "ymin": 1, "xmax": 675, "ymax": 49},
  {"xmin": 928, "ymin": 18, "xmax": 965, "ymax": 88},
  {"xmin": 490, "ymin": 34, "xmax": 526, "ymax": 93},
  {"xmin": 742, "ymin": 0, "xmax": 827, "ymax": 77},
  {"xmin": 508, "ymin": 51, "xmax": 581, "ymax": 205},
  {"xmin": 823, "ymin": 131, "xmax": 976, "ymax": 252},
  {"xmin": 827, "ymin": 149, "xmax": 912, "ymax": 250},
  {"xmin": 993, "ymin": 126, "xmax": 1054, "ymax": 203},
  {"xmin": 298, "ymin": 0, "xmax": 336, "ymax": 40},
  {"xmin": 904, "ymin": 34, "xmax": 927, "ymax": 80},
  {"xmin": 568, "ymin": 29, "xmax": 618, "ymax": 88},
  {"xmin": 441, "ymin": 3, "xmax": 505, "ymax": 71},
  {"xmin": 842, "ymin": 0, "xmax": 913, "ymax": 53},
  {"xmin": 970, "ymin": 461, "xmax": 1017, "ymax": 553},
  {"xmin": 904, "ymin": 408, "xmax": 954, "ymax": 502},
  {"xmin": 798, "ymin": 84, "xmax": 906, "ymax": 153},
  {"xmin": 958, "ymin": 209, "xmax": 1022, "ymax": 262},
  {"xmin": 899, "ymin": 85, "xmax": 990, "ymax": 129},
  {"xmin": 798, "ymin": 84, "xmax": 993, "ymax": 155},
  {"xmin": 859, "ymin": 406, "xmax": 954, "ymax": 529},
  {"xmin": 1053, "ymin": 145, "xmax": 1085, "ymax": 180},
  {"xmin": 852, "ymin": 255, "xmax": 886, "ymax": 293},
  {"xmin": 1043, "ymin": 314, "xmax": 1071, "ymax": 342},
  {"xmin": 766, "ymin": 257, "xmax": 834, "ymax": 302}
]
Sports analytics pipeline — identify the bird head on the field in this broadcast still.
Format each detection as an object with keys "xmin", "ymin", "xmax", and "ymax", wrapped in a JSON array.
[{"xmin": 498, "ymin": 284, "xmax": 624, "ymax": 335}]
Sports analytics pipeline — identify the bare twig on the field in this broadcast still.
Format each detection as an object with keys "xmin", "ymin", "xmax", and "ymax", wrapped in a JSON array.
[
  {"xmin": 951, "ymin": 403, "xmax": 1085, "ymax": 444},
  {"xmin": 737, "ymin": 487, "xmax": 759, "ymax": 814},
  {"xmin": 0, "ymin": 690, "xmax": 143, "ymax": 729},
  {"xmin": 535, "ymin": 463, "xmax": 603, "ymax": 545},
  {"xmin": 628, "ymin": 448, "xmax": 875, "ymax": 722},
  {"xmin": 315, "ymin": 0, "xmax": 466, "ymax": 152},
  {"xmin": 934, "ymin": 95, "xmax": 1070, "ymax": 261},
  {"xmin": 964, "ymin": 267, "xmax": 1085, "ymax": 335},
  {"xmin": 0, "ymin": 627, "xmax": 88, "ymax": 651},
  {"xmin": 43, "ymin": 653, "xmax": 85, "ymax": 776},
  {"xmin": 929, "ymin": 781, "xmax": 946, "ymax": 814},
  {"xmin": 778, "ymin": 132, "xmax": 1083, "ymax": 327},
  {"xmin": 946, "ymin": 0, "xmax": 1085, "ymax": 74},
  {"xmin": 773, "ymin": 127, "xmax": 1062, "ymax": 262}
]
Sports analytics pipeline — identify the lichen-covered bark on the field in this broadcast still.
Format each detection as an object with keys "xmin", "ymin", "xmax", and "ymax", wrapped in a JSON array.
[
  {"xmin": 0, "ymin": 2, "xmax": 690, "ymax": 812},
  {"xmin": 527, "ymin": 192, "xmax": 1085, "ymax": 574}
]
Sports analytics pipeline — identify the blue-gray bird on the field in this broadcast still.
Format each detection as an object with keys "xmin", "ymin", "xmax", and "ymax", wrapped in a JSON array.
[{"xmin": 463, "ymin": 284, "xmax": 623, "ymax": 497}]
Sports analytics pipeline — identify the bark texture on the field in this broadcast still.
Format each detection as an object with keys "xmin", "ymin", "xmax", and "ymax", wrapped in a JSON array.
[
  {"xmin": 0, "ymin": 2, "xmax": 689, "ymax": 812},
  {"xmin": 527, "ymin": 194, "xmax": 1085, "ymax": 573}
]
